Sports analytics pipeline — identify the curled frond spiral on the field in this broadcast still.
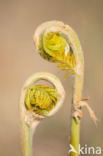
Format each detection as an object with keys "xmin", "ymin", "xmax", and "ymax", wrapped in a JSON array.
[
  {"xmin": 34, "ymin": 21, "xmax": 82, "ymax": 78},
  {"xmin": 20, "ymin": 72, "xmax": 65, "ymax": 124},
  {"xmin": 20, "ymin": 72, "xmax": 65, "ymax": 156},
  {"xmin": 33, "ymin": 21, "xmax": 97, "ymax": 156},
  {"xmin": 25, "ymin": 84, "xmax": 58, "ymax": 115}
]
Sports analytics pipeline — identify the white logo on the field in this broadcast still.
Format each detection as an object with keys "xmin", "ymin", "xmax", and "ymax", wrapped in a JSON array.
[
  {"xmin": 68, "ymin": 144, "xmax": 77, "ymax": 154},
  {"xmin": 68, "ymin": 144, "xmax": 102, "ymax": 155}
]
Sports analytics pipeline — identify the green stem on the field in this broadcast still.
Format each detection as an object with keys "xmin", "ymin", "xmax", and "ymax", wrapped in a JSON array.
[
  {"xmin": 21, "ymin": 120, "xmax": 39, "ymax": 156},
  {"xmin": 21, "ymin": 122, "xmax": 32, "ymax": 156},
  {"xmin": 71, "ymin": 119, "xmax": 80, "ymax": 156},
  {"xmin": 70, "ymin": 46, "xmax": 84, "ymax": 156}
]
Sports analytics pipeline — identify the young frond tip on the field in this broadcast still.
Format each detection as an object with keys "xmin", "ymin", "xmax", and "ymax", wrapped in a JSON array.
[
  {"xmin": 25, "ymin": 84, "xmax": 58, "ymax": 115},
  {"xmin": 37, "ymin": 31, "xmax": 76, "ymax": 78}
]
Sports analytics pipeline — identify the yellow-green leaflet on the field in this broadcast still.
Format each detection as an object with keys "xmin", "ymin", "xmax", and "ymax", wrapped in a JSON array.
[
  {"xmin": 25, "ymin": 84, "xmax": 58, "ymax": 115},
  {"xmin": 39, "ymin": 32, "xmax": 76, "ymax": 79}
]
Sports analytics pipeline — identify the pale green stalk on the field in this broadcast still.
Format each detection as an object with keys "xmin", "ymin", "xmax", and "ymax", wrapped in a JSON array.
[
  {"xmin": 70, "ymin": 55, "xmax": 84, "ymax": 156},
  {"xmin": 70, "ymin": 31, "xmax": 84, "ymax": 156}
]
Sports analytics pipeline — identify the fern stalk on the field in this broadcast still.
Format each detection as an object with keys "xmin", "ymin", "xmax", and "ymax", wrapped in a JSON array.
[{"xmin": 71, "ymin": 50, "xmax": 84, "ymax": 156}]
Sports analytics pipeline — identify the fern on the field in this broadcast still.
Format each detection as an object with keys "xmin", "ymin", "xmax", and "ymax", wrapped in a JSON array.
[
  {"xmin": 25, "ymin": 84, "xmax": 58, "ymax": 115},
  {"xmin": 39, "ymin": 32, "xmax": 76, "ymax": 78}
]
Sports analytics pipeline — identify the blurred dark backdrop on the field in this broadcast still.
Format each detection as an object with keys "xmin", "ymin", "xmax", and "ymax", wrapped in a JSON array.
[{"xmin": 0, "ymin": 0, "xmax": 103, "ymax": 156}]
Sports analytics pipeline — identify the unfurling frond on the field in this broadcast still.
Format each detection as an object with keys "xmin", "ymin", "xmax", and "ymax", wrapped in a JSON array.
[
  {"xmin": 25, "ymin": 84, "xmax": 58, "ymax": 115},
  {"xmin": 36, "ymin": 30, "xmax": 76, "ymax": 78}
]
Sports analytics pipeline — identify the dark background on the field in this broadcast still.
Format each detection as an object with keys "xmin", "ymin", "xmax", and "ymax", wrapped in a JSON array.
[{"xmin": 0, "ymin": 0, "xmax": 103, "ymax": 155}]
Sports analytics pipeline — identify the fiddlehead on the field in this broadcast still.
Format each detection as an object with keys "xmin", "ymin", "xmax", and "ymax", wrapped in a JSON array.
[
  {"xmin": 34, "ymin": 21, "xmax": 77, "ymax": 79},
  {"xmin": 25, "ymin": 84, "xmax": 58, "ymax": 115},
  {"xmin": 20, "ymin": 72, "xmax": 65, "ymax": 156},
  {"xmin": 34, "ymin": 20, "xmax": 84, "ymax": 119},
  {"xmin": 34, "ymin": 21, "xmax": 97, "ymax": 156}
]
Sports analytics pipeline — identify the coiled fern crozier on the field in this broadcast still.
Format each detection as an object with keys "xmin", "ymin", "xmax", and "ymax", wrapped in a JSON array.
[
  {"xmin": 34, "ymin": 21, "xmax": 97, "ymax": 156},
  {"xmin": 20, "ymin": 72, "xmax": 65, "ymax": 156},
  {"xmin": 25, "ymin": 84, "xmax": 58, "ymax": 115},
  {"xmin": 39, "ymin": 31, "xmax": 76, "ymax": 79},
  {"xmin": 20, "ymin": 21, "xmax": 97, "ymax": 156}
]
